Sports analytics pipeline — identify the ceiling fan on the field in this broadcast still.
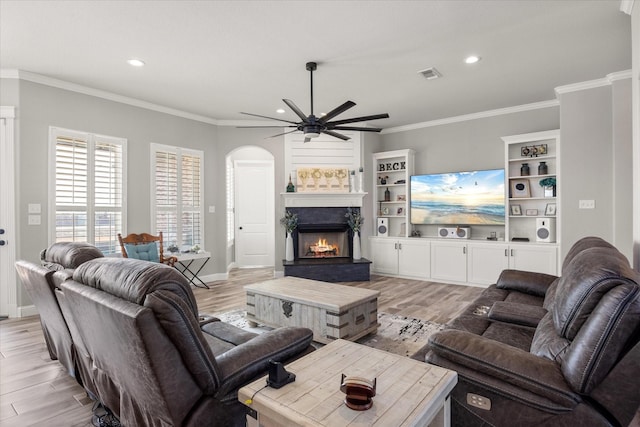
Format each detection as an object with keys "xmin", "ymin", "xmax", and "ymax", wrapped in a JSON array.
[{"xmin": 240, "ymin": 62, "xmax": 389, "ymax": 142}]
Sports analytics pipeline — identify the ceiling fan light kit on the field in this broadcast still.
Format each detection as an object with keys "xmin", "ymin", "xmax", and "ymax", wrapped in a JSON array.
[{"xmin": 240, "ymin": 62, "xmax": 389, "ymax": 142}]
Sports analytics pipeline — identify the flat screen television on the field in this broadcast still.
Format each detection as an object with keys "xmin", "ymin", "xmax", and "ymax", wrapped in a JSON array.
[{"xmin": 410, "ymin": 168, "xmax": 505, "ymax": 225}]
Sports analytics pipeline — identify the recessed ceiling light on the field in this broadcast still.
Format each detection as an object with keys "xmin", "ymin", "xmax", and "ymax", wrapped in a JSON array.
[
  {"xmin": 127, "ymin": 58, "xmax": 145, "ymax": 67},
  {"xmin": 465, "ymin": 55, "xmax": 480, "ymax": 64},
  {"xmin": 276, "ymin": 108, "xmax": 285, "ymax": 114}
]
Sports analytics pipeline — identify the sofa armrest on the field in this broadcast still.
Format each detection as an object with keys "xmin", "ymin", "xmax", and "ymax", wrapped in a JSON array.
[
  {"xmin": 198, "ymin": 315, "xmax": 220, "ymax": 327},
  {"xmin": 496, "ymin": 269, "xmax": 558, "ymax": 297},
  {"xmin": 427, "ymin": 330, "xmax": 579, "ymax": 408},
  {"xmin": 214, "ymin": 327, "xmax": 313, "ymax": 397},
  {"xmin": 488, "ymin": 302, "xmax": 547, "ymax": 327}
]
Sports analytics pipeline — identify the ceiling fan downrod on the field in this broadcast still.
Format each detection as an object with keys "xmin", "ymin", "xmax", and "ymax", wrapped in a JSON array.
[{"xmin": 306, "ymin": 62, "xmax": 317, "ymax": 116}]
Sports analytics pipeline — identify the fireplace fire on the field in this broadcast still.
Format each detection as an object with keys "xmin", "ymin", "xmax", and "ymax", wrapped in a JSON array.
[{"xmin": 297, "ymin": 229, "xmax": 349, "ymax": 259}]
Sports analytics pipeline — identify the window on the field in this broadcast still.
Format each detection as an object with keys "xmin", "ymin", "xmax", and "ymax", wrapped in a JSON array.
[
  {"xmin": 49, "ymin": 127, "xmax": 126, "ymax": 255},
  {"xmin": 151, "ymin": 144, "xmax": 203, "ymax": 249}
]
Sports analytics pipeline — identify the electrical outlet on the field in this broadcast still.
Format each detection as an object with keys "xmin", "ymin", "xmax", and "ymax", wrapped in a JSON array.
[
  {"xmin": 209, "ymin": 206, "xmax": 215, "ymax": 213},
  {"xmin": 467, "ymin": 393, "xmax": 491, "ymax": 410},
  {"xmin": 579, "ymin": 200, "xmax": 595, "ymax": 209}
]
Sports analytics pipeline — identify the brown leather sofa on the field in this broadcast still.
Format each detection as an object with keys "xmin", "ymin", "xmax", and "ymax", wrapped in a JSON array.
[
  {"xmin": 15, "ymin": 242, "xmax": 104, "ymax": 388},
  {"xmin": 425, "ymin": 237, "xmax": 640, "ymax": 426},
  {"xmin": 17, "ymin": 242, "xmax": 314, "ymax": 426},
  {"xmin": 60, "ymin": 256, "xmax": 313, "ymax": 426}
]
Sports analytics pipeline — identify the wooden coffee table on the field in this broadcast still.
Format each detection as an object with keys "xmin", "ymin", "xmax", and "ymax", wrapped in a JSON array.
[
  {"xmin": 245, "ymin": 277, "xmax": 380, "ymax": 344},
  {"xmin": 239, "ymin": 339, "xmax": 457, "ymax": 427}
]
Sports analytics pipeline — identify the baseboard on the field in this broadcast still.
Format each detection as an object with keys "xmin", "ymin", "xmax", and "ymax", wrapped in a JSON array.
[
  {"xmin": 227, "ymin": 262, "xmax": 237, "ymax": 271},
  {"xmin": 273, "ymin": 270, "xmax": 284, "ymax": 278},
  {"xmin": 18, "ymin": 304, "xmax": 38, "ymax": 317}
]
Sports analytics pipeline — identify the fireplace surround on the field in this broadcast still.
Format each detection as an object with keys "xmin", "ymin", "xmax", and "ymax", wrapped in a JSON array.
[{"xmin": 283, "ymin": 207, "xmax": 370, "ymax": 281}]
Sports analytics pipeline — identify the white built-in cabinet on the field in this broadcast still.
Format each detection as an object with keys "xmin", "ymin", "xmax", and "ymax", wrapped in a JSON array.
[
  {"xmin": 368, "ymin": 132, "xmax": 560, "ymax": 287},
  {"xmin": 370, "ymin": 235, "xmax": 558, "ymax": 286},
  {"xmin": 430, "ymin": 240, "xmax": 557, "ymax": 285},
  {"xmin": 370, "ymin": 237, "xmax": 430, "ymax": 278},
  {"xmin": 373, "ymin": 150, "xmax": 415, "ymax": 238}
]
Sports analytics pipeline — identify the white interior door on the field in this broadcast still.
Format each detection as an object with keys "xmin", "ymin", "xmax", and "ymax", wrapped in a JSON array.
[
  {"xmin": 0, "ymin": 107, "xmax": 17, "ymax": 318},
  {"xmin": 234, "ymin": 160, "xmax": 274, "ymax": 267}
]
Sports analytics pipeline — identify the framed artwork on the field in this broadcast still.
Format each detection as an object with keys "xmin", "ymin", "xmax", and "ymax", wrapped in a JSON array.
[
  {"xmin": 510, "ymin": 179, "xmax": 530, "ymax": 198},
  {"xmin": 545, "ymin": 203, "xmax": 557, "ymax": 216},
  {"xmin": 397, "ymin": 194, "xmax": 406, "ymax": 201},
  {"xmin": 525, "ymin": 209, "xmax": 538, "ymax": 216},
  {"xmin": 510, "ymin": 205, "xmax": 522, "ymax": 216},
  {"xmin": 397, "ymin": 207, "xmax": 404, "ymax": 215},
  {"xmin": 382, "ymin": 207, "xmax": 389, "ymax": 215}
]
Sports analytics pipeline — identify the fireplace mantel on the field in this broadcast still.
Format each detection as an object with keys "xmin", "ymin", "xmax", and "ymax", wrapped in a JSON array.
[{"xmin": 281, "ymin": 192, "xmax": 367, "ymax": 208}]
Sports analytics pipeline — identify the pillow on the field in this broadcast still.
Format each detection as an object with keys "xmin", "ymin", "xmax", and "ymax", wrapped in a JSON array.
[{"xmin": 124, "ymin": 242, "xmax": 160, "ymax": 263}]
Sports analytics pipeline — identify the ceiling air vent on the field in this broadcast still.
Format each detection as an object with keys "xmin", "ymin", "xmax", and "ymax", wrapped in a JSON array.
[{"xmin": 418, "ymin": 67, "xmax": 442, "ymax": 80}]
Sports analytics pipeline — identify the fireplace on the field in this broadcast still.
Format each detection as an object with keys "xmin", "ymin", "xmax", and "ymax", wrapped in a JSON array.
[
  {"xmin": 283, "ymin": 207, "xmax": 370, "ymax": 282},
  {"xmin": 297, "ymin": 224, "xmax": 350, "ymax": 259}
]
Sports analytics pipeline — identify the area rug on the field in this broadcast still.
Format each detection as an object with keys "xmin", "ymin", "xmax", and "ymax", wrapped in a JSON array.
[{"xmin": 214, "ymin": 309, "xmax": 444, "ymax": 358}]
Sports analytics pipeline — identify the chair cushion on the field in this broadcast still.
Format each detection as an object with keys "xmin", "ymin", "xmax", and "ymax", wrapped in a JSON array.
[{"xmin": 124, "ymin": 242, "xmax": 160, "ymax": 263}]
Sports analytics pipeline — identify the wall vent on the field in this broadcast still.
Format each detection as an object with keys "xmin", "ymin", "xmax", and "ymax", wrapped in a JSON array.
[{"xmin": 418, "ymin": 67, "xmax": 442, "ymax": 80}]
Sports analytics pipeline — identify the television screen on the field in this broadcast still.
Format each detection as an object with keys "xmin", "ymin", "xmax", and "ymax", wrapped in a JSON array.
[{"xmin": 410, "ymin": 169, "xmax": 505, "ymax": 225}]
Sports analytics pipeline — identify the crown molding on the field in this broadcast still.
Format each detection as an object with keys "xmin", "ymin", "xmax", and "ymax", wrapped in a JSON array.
[
  {"xmin": 620, "ymin": 0, "xmax": 634, "ymax": 15},
  {"xmin": 381, "ymin": 99, "xmax": 559, "ymax": 135},
  {"xmin": 554, "ymin": 70, "xmax": 632, "ymax": 96},
  {"xmin": 0, "ymin": 69, "xmax": 219, "ymax": 125}
]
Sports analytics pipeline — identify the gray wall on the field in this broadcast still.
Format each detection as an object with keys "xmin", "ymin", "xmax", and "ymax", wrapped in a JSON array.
[{"xmin": 559, "ymin": 80, "xmax": 633, "ymax": 260}]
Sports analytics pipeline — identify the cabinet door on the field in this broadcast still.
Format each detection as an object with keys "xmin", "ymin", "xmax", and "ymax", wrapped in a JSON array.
[
  {"xmin": 509, "ymin": 244, "xmax": 558, "ymax": 275},
  {"xmin": 430, "ymin": 241, "xmax": 467, "ymax": 282},
  {"xmin": 467, "ymin": 243, "xmax": 509, "ymax": 285},
  {"xmin": 370, "ymin": 238, "xmax": 399, "ymax": 274},
  {"xmin": 397, "ymin": 239, "xmax": 430, "ymax": 279}
]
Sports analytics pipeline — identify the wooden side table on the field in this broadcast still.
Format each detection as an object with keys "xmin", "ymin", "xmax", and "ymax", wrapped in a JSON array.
[{"xmin": 239, "ymin": 339, "xmax": 457, "ymax": 427}]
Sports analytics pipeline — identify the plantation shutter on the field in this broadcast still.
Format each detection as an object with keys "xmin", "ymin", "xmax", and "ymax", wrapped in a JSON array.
[
  {"xmin": 151, "ymin": 144, "xmax": 203, "ymax": 249},
  {"xmin": 51, "ymin": 128, "xmax": 126, "ymax": 254}
]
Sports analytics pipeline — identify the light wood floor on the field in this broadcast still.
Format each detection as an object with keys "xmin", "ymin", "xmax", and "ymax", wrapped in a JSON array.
[{"xmin": 3, "ymin": 269, "xmax": 637, "ymax": 426}]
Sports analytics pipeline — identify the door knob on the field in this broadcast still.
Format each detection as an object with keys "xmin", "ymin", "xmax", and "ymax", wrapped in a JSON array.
[{"xmin": 239, "ymin": 226, "xmax": 243, "ymax": 230}]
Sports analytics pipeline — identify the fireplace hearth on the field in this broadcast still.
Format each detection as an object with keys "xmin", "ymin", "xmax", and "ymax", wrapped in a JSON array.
[{"xmin": 283, "ymin": 207, "xmax": 370, "ymax": 282}]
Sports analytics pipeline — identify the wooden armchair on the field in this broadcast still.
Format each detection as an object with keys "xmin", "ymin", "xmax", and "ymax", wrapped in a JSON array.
[{"xmin": 117, "ymin": 232, "xmax": 177, "ymax": 267}]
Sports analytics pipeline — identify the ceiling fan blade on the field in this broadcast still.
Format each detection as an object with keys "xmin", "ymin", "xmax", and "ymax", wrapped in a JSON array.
[
  {"xmin": 331, "ymin": 126, "xmax": 383, "ymax": 132},
  {"xmin": 322, "ymin": 130, "xmax": 351, "ymax": 141},
  {"xmin": 267, "ymin": 129, "xmax": 300, "ymax": 138},
  {"xmin": 319, "ymin": 101, "xmax": 356, "ymax": 124},
  {"xmin": 327, "ymin": 113, "xmax": 390, "ymax": 126},
  {"xmin": 282, "ymin": 99, "xmax": 309, "ymax": 122},
  {"xmin": 237, "ymin": 125, "xmax": 297, "ymax": 129},
  {"xmin": 240, "ymin": 112, "xmax": 299, "ymax": 125}
]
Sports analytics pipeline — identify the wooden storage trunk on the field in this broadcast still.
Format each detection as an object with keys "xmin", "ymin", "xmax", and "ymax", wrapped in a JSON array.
[{"xmin": 245, "ymin": 277, "xmax": 379, "ymax": 344}]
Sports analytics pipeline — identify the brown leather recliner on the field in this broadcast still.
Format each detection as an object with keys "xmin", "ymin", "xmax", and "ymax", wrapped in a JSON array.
[
  {"xmin": 59, "ymin": 257, "xmax": 314, "ymax": 426},
  {"xmin": 14, "ymin": 242, "xmax": 104, "ymax": 386},
  {"xmin": 426, "ymin": 244, "xmax": 640, "ymax": 426}
]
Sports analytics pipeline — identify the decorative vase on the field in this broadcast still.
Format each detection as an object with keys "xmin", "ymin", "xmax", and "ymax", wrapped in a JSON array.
[
  {"xmin": 538, "ymin": 161, "xmax": 548, "ymax": 175},
  {"xmin": 352, "ymin": 231, "xmax": 361, "ymax": 260},
  {"xmin": 349, "ymin": 171, "xmax": 356, "ymax": 193},
  {"xmin": 285, "ymin": 232, "xmax": 294, "ymax": 261},
  {"xmin": 520, "ymin": 163, "xmax": 530, "ymax": 176},
  {"xmin": 384, "ymin": 187, "xmax": 391, "ymax": 202},
  {"xmin": 544, "ymin": 186, "xmax": 556, "ymax": 198},
  {"xmin": 357, "ymin": 169, "xmax": 364, "ymax": 193}
]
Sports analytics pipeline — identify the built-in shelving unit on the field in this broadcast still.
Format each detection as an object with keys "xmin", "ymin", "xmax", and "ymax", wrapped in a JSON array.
[
  {"xmin": 502, "ymin": 130, "xmax": 560, "ymax": 246},
  {"xmin": 372, "ymin": 149, "xmax": 415, "ymax": 238}
]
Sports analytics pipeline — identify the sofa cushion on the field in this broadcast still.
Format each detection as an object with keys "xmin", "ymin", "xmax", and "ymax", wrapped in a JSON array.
[
  {"xmin": 124, "ymin": 242, "xmax": 160, "ymax": 263},
  {"xmin": 41, "ymin": 241, "xmax": 104, "ymax": 270},
  {"xmin": 530, "ymin": 312, "xmax": 570, "ymax": 361},
  {"xmin": 73, "ymin": 257, "xmax": 197, "ymax": 313},
  {"xmin": 488, "ymin": 301, "xmax": 547, "ymax": 327}
]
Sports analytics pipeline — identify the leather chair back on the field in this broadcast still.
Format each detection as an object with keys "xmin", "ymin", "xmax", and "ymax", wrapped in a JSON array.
[{"xmin": 62, "ymin": 257, "xmax": 222, "ymax": 425}]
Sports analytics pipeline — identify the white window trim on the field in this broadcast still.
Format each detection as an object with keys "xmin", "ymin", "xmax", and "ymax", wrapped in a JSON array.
[
  {"xmin": 150, "ymin": 143, "xmax": 204, "ymax": 248},
  {"xmin": 48, "ymin": 126, "xmax": 127, "ymax": 252}
]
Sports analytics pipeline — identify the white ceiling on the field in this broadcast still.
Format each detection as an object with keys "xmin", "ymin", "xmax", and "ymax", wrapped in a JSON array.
[{"xmin": 0, "ymin": 1, "xmax": 631, "ymax": 129}]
